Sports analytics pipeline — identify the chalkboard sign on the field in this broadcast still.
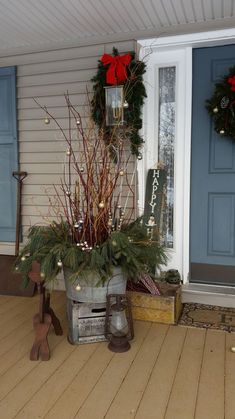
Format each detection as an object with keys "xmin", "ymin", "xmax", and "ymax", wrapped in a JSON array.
[{"xmin": 143, "ymin": 168, "xmax": 167, "ymax": 238}]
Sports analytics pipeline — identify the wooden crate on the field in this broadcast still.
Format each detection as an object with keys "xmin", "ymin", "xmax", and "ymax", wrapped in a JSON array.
[
  {"xmin": 127, "ymin": 285, "xmax": 182, "ymax": 325},
  {"xmin": 67, "ymin": 298, "xmax": 107, "ymax": 344}
]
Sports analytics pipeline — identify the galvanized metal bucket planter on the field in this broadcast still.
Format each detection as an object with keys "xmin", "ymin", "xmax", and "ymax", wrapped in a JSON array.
[{"xmin": 64, "ymin": 267, "xmax": 126, "ymax": 303}]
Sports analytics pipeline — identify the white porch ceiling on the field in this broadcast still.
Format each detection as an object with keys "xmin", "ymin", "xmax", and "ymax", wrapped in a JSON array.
[{"xmin": 0, "ymin": 0, "xmax": 235, "ymax": 54}]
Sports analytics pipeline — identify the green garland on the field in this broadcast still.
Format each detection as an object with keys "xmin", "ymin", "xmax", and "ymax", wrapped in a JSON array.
[
  {"xmin": 15, "ymin": 219, "xmax": 167, "ymax": 287},
  {"xmin": 206, "ymin": 66, "xmax": 235, "ymax": 139},
  {"xmin": 91, "ymin": 47, "xmax": 147, "ymax": 156}
]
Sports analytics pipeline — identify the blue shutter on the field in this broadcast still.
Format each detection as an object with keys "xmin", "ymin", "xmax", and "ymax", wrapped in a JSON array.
[{"xmin": 0, "ymin": 66, "xmax": 18, "ymax": 242}]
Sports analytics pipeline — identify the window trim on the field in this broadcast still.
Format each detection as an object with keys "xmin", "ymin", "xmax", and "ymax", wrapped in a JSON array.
[{"xmin": 137, "ymin": 46, "xmax": 192, "ymax": 282}]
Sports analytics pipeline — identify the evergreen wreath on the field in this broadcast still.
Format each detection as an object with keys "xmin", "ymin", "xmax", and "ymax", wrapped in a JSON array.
[
  {"xmin": 91, "ymin": 47, "xmax": 147, "ymax": 157},
  {"xmin": 206, "ymin": 66, "xmax": 235, "ymax": 139}
]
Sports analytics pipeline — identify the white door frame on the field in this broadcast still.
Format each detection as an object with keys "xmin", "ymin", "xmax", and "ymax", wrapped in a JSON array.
[{"xmin": 138, "ymin": 27, "xmax": 235, "ymax": 284}]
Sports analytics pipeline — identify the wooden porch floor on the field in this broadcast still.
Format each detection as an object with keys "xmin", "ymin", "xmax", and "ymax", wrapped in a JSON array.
[{"xmin": 0, "ymin": 291, "xmax": 235, "ymax": 419}]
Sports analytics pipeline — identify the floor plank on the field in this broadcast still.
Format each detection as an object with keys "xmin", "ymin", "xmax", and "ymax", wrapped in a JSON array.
[
  {"xmin": 134, "ymin": 325, "xmax": 187, "ymax": 419},
  {"xmin": 0, "ymin": 295, "xmax": 16, "ymax": 304},
  {"xmin": 195, "ymin": 329, "xmax": 225, "ymax": 419},
  {"xmin": 0, "ymin": 292, "xmax": 64, "ymax": 359},
  {"xmin": 72, "ymin": 322, "xmax": 151, "ymax": 419},
  {"xmin": 45, "ymin": 343, "xmax": 115, "ymax": 419},
  {"xmin": 0, "ymin": 299, "xmax": 66, "ymax": 376},
  {"xmin": 0, "ymin": 293, "xmax": 67, "ymax": 418},
  {"xmin": 164, "ymin": 327, "xmax": 206, "ymax": 419},
  {"xmin": 105, "ymin": 323, "xmax": 169, "ymax": 419},
  {"xmin": 225, "ymin": 333, "xmax": 235, "ymax": 419},
  {"xmin": 0, "ymin": 295, "xmax": 34, "ymax": 316},
  {"xmin": 0, "ymin": 293, "xmax": 232, "ymax": 419},
  {"xmin": 0, "ymin": 336, "xmax": 74, "ymax": 418},
  {"xmin": 15, "ymin": 342, "xmax": 99, "ymax": 419},
  {"xmin": 0, "ymin": 291, "xmax": 65, "ymax": 341},
  {"xmin": 0, "ymin": 296, "xmax": 30, "ymax": 316},
  {"xmin": 0, "ymin": 297, "xmax": 41, "ymax": 340}
]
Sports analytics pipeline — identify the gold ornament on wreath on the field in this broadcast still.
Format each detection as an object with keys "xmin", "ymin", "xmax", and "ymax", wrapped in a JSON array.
[{"xmin": 206, "ymin": 65, "xmax": 235, "ymax": 140}]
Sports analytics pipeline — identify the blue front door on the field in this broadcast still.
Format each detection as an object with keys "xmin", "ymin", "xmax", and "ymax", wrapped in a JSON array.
[
  {"xmin": 190, "ymin": 45, "xmax": 235, "ymax": 286},
  {"xmin": 0, "ymin": 67, "xmax": 18, "ymax": 242}
]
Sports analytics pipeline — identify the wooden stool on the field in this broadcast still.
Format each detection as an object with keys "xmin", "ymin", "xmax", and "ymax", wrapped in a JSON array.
[{"xmin": 29, "ymin": 261, "xmax": 63, "ymax": 361}]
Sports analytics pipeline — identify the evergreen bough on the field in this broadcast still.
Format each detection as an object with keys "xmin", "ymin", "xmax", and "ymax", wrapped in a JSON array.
[
  {"xmin": 16, "ymin": 219, "xmax": 167, "ymax": 288},
  {"xmin": 91, "ymin": 47, "xmax": 147, "ymax": 156}
]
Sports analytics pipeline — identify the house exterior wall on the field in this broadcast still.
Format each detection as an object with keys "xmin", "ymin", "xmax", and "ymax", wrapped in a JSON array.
[{"xmin": 0, "ymin": 39, "xmax": 137, "ymax": 254}]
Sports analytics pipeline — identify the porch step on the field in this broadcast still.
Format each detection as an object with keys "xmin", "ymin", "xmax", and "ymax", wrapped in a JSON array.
[{"xmin": 182, "ymin": 283, "xmax": 235, "ymax": 308}]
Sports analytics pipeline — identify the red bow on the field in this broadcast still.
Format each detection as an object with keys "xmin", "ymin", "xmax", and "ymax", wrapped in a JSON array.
[
  {"xmin": 101, "ymin": 53, "xmax": 132, "ymax": 85},
  {"xmin": 228, "ymin": 75, "xmax": 235, "ymax": 91}
]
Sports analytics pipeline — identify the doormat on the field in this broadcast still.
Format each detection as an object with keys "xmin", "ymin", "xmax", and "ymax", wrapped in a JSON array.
[{"xmin": 178, "ymin": 303, "xmax": 235, "ymax": 333}]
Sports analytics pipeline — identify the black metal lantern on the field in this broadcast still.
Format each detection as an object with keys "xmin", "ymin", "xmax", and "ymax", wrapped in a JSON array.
[{"xmin": 105, "ymin": 293, "xmax": 134, "ymax": 353}]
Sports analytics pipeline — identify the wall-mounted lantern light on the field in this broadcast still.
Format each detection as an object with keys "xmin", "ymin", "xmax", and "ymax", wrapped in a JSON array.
[{"xmin": 104, "ymin": 86, "xmax": 125, "ymax": 126}]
